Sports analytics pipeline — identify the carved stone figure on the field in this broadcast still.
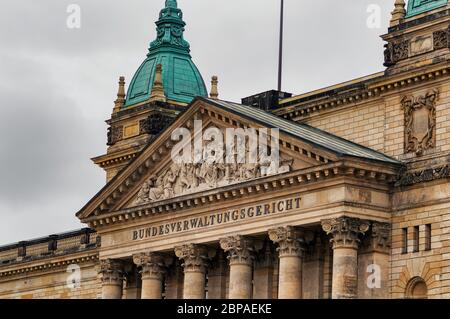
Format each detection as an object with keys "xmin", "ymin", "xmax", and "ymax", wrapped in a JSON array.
[
  {"xmin": 163, "ymin": 168, "xmax": 177, "ymax": 199},
  {"xmin": 132, "ymin": 139, "xmax": 294, "ymax": 206},
  {"xmin": 134, "ymin": 181, "xmax": 150, "ymax": 205},
  {"xmin": 149, "ymin": 175, "xmax": 165, "ymax": 201}
]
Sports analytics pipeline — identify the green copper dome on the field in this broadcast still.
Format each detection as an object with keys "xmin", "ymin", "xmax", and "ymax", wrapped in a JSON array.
[
  {"xmin": 124, "ymin": 0, "xmax": 207, "ymax": 107},
  {"xmin": 405, "ymin": 0, "xmax": 448, "ymax": 18}
]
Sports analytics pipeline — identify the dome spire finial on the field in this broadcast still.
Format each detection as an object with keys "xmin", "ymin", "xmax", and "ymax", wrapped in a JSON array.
[
  {"xmin": 165, "ymin": 0, "xmax": 177, "ymax": 8},
  {"xmin": 149, "ymin": 0, "xmax": 189, "ymax": 54},
  {"xmin": 123, "ymin": 0, "xmax": 207, "ymax": 107}
]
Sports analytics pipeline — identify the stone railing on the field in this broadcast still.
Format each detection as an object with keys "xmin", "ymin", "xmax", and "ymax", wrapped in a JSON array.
[{"xmin": 0, "ymin": 228, "xmax": 98, "ymax": 266}]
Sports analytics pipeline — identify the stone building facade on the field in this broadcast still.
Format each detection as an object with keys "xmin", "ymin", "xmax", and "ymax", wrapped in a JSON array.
[{"xmin": 1, "ymin": 0, "xmax": 450, "ymax": 299}]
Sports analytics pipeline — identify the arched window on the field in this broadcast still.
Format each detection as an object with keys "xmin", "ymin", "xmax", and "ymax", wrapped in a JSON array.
[{"xmin": 405, "ymin": 277, "xmax": 428, "ymax": 299}]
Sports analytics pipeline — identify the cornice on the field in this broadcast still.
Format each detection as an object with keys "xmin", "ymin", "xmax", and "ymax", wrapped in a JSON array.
[
  {"xmin": 84, "ymin": 160, "xmax": 399, "ymax": 229},
  {"xmin": 92, "ymin": 151, "xmax": 139, "ymax": 169},
  {"xmin": 275, "ymin": 63, "xmax": 450, "ymax": 120},
  {"xmin": 0, "ymin": 253, "xmax": 99, "ymax": 279}
]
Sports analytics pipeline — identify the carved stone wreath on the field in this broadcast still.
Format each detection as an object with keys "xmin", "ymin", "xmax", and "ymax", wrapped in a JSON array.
[{"xmin": 401, "ymin": 90, "xmax": 438, "ymax": 156}]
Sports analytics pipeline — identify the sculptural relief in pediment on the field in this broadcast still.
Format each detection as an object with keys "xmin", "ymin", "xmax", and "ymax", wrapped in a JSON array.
[{"xmin": 131, "ymin": 127, "xmax": 295, "ymax": 207}]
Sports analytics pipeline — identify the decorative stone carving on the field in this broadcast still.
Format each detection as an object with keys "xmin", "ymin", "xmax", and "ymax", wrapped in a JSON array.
[
  {"xmin": 433, "ymin": 30, "xmax": 448, "ymax": 50},
  {"xmin": 219, "ymin": 235, "xmax": 255, "ymax": 266},
  {"xmin": 321, "ymin": 217, "xmax": 370, "ymax": 249},
  {"xmin": 133, "ymin": 253, "xmax": 166, "ymax": 280},
  {"xmin": 384, "ymin": 43, "xmax": 395, "ymax": 67},
  {"xmin": 396, "ymin": 164, "xmax": 450, "ymax": 186},
  {"xmin": 150, "ymin": 3, "xmax": 190, "ymax": 52},
  {"xmin": 370, "ymin": 222, "xmax": 391, "ymax": 252},
  {"xmin": 268, "ymin": 226, "xmax": 306, "ymax": 257},
  {"xmin": 139, "ymin": 113, "xmax": 173, "ymax": 135},
  {"xmin": 107, "ymin": 126, "xmax": 123, "ymax": 145},
  {"xmin": 393, "ymin": 40, "xmax": 409, "ymax": 61},
  {"xmin": 132, "ymin": 140, "xmax": 293, "ymax": 206},
  {"xmin": 402, "ymin": 90, "xmax": 438, "ymax": 155},
  {"xmin": 174, "ymin": 244, "xmax": 209, "ymax": 272},
  {"xmin": 99, "ymin": 259, "xmax": 124, "ymax": 285}
]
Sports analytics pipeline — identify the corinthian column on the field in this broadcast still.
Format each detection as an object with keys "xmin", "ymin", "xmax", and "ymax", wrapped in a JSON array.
[
  {"xmin": 269, "ymin": 226, "xmax": 305, "ymax": 299},
  {"xmin": 133, "ymin": 252, "xmax": 166, "ymax": 299},
  {"xmin": 175, "ymin": 244, "xmax": 209, "ymax": 299},
  {"xmin": 321, "ymin": 217, "xmax": 370, "ymax": 299},
  {"xmin": 99, "ymin": 259, "xmax": 124, "ymax": 299},
  {"xmin": 220, "ymin": 235, "xmax": 255, "ymax": 299}
]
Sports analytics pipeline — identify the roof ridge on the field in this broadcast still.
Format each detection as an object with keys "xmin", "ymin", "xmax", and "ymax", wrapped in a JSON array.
[{"xmin": 201, "ymin": 97, "xmax": 401, "ymax": 165}]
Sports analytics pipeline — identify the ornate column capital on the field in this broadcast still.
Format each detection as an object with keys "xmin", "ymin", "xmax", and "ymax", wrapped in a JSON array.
[
  {"xmin": 219, "ymin": 235, "xmax": 255, "ymax": 266},
  {"xmin": 133, "ymin": 252, "xmax": 166, "ymax": 280},
  {"xmin": 174, "ymin": 244, "xmax": 209, "ymax": 273},
  {"xmin": 99, "ymin": 259, "xmax": 124, "ymax": 285},
  {"xmin": 269, "ymin": 226, "xmax": 306, "ymax": 257},
  {"xmin": 370, "ymin": 222, "xmax": 391, "ymax": 253},
  {"xmin": 321, "ymin": 217, "xmax": 370, "ymax": 250}
]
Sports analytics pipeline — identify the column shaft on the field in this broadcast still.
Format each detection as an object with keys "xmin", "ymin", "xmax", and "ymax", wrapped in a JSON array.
[
  {"xmin": 278, "ymin": 256, "xmax": 302, "ymax": 299},
  {"xmin": 184, "ymin": 270, "xmax": 206, "ymax": 299},
  {"xmin": 133, "ymin": 252, "xmax": 166, "ymax": 300},
  {"xmin": 141, "ymin": 277, "xmax": 163, "ymax": 299},
  {"xmin": 269, "ymin": 226, "xmax": 305, "ymax": 299},
  {"xmin": 175, "ymin": 244, "xmax": 209, "ymax": 299},
  {"xmin": 229, "ymin": 263, "xmax": 253, "ymax": 299},
  {"xmin": 331, "ymin": 247, "xmax": 358, "ymax": 299},
  {"xmin": 99, "ymin": 259, "xmax": 124, "ymax": 299},
  {"xmin": 322, "ymin": 217, "xmax": 370, "ymax": 299},
  {"xmin": 220, "ymin": 235, "xmax": 255, "ymax": 299}
]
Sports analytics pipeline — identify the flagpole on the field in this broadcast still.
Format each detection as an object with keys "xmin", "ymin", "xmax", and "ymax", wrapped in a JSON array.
[{"xmin": 278, "ymin": 0, "xmax": 284, "ymax": 92}]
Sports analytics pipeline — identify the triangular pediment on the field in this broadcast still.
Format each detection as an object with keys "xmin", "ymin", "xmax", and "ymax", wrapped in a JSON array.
[
  {"xmin": 77, "ymin": 97, "xmax": 400, "ymax": 222},
  {"xmin": 122, "ymin": 119, "xmax": 316, "ymax": 210}
]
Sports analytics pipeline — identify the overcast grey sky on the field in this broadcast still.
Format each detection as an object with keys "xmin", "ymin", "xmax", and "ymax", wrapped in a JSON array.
[{"xmin": 0, "ymin": 0, "xmax": 393, "ymax": 244}]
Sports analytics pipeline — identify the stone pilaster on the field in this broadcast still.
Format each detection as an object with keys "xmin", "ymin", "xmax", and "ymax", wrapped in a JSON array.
[
  {"xmin": 175, "ymin": 244, "xmax": 209, "ymax": 299},
  {"xmin": 133, "ymin": 252, "xmax": 166, "ymax": 299},
  {"xmin": 321, "ymin": 217, "xmax": 370, "ymax": 299},
  {"xmin": 370, "ymin": 222, "xmax": 391, "ymax": 253},
  {"xmin": 253, "ymin": 242, "xmax": 275, "ymax": 299},
  {"xmin": 165, "ymin": 259, "xmax": 184, "ymax": 299},
  {"xmin": 220, "ymin": 235, "xmax": 255, "ymax": 299},
  {"xmin": 124, "ymin": 265, "xmax": 141, "ymax": 299},
  {"xmin": 207, "ymin": 250, "xmax": 228, "ymax": 299},
  {"xmin": 99, "ymin": 259, "xmax": 124, "ymax": 299},
  {"xmin": 358, "ymin": 222, "xmax": 391, "ymax": 299},
  {"xmin": 269, "ymin": 226, "xmax": 305, "ymax": 299}
]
